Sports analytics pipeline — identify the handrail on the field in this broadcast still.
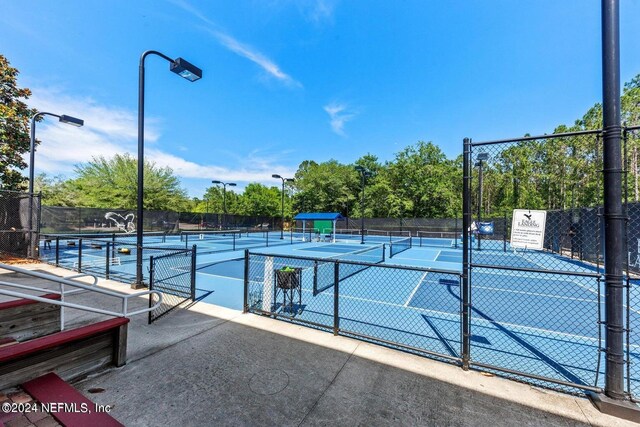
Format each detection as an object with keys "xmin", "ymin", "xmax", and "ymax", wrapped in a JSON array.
[{"xmin": 0, "ymin": 263, "xmax": 163, "ymax": 330}]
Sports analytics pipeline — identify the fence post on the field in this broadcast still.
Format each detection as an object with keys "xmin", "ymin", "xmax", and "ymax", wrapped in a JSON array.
[
  {"xmin": 190, "ymin": 245, "xmax": 197, "ymax": 301},
  {"xmin": 148, "ymin": 255, "xmax": 155, "ymax": 324},
  {"xmin": 243, "ymin": 249, "xmax": 249, "ymax": 313},
  {"xmin": 105, "ymin": 242, "xmax": 110, "ymax": 280},
  {"xmin": 382, "ymin": 243, "xmax": 386, "ymax": 262},
  {"xmin": 333, "ymin": 261, "xmax": 340, "ymax": 336},
  {"xmin": 461, "ymin": 137, "xmax": 472, "ymax": 370},
  {"xmin": 78, "ymin": 238, "xmax": 83, "ymax": 272},
  {"xmin": 233, "ymin": 232, "xmax": 236, "ymax": 251},
  {"xmin": 55, "ymin": 237, "xmax": 60, "ymax": 267}
]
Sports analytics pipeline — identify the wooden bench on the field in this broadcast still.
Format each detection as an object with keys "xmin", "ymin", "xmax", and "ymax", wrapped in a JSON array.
[
  {"xmin": 23, "ymin": 372, "xmax": 124, "ymax": 426},
  {"xmin": 0, "ymin": 317, "xmax": 129, "ymax": 390},
  {"xmin": 0, "ymin": 294, "xmax": 61, "ymax": 342}
]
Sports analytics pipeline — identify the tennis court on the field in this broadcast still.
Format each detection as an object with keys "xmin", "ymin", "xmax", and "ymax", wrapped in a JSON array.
[
  {"xmin": 234, "ymin": 239, "xmax": 640, "ymax": 396},
  {"xmin": 36, "ymin": 228, "xmax": 640, "ymax": 395}
]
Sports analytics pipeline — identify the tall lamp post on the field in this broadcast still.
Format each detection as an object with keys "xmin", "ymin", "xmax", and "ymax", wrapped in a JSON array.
[
  {"xmin": 272, "ymin": 174, "xmax": 295, "ymax": 239},
  {"xmin": 211, "ymin": 181, "xmax": 236, "ymax": 229},
  {"xmin": 475, "ymin": 152, "xmax": 489, "ymax": 251},
  {"xmin": 355, "ymin": 166, "xmax": 372, "ymax": 244},
  {"xmin": 29, "ymin": 112, "xmax": 84, "ymax": 257},
  {"xmin": 136, "ymin": 50, "xmax": 202, "ymax": 288}
]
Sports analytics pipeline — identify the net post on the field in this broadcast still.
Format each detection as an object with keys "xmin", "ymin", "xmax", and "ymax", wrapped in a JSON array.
[
  {"xmin": 503, "ymin": 214, "xmax": 507, "ymax": 252},
  {"xmin": 313, "ymin": 261, "xmax": 318, "ymax": 296},
  {"xmin": 55, "ymin": 237, "xmax": 60, "ymax": 267},
  {"xmin": 105, "ymin": 242, "xmax": 110, "ymax": 280},
  {"xmin": 383, "ymin": 243, "xmax": 386, "ymax": 262},
  {"xmin": 462, "ymin": 137, "xmax": 472, "ymax": 370},
  {"xmin": 333, "ymin": 261, "xmax": 340, "ymax": 336},
  {"xmin": 243, "ymin": 249, "xmax": 249, "ymax": 313},
  {"xmin": 190, "ymin": 245, "xmax": 197, "ymax": 301},
  {"xmin": 78, "ymin": 238, "xmax": 83, "ymax": 273},
  {"xmin": 455, "ymin": 217, "xmax": 459, "ymax": 249}
]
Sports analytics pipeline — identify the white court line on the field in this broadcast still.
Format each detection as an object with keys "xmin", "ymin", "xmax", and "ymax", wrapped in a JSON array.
[
  {"xmin": 195, "ymin": 271, "xmax": 243, "ymax": 282},
  {"xmin": 303, "ymin": 287, "xmax": 601, "ymax": 343},
  {"xmin": 403, "ymin": 271, "xmax": 429, "ymax": 307},
  {"xmin": 433, "ymin": 250, "xmax": 442, "ymax": 262},
  {"xmin": 472, "ymin": 285, "xmax": 597, "ymax": 303}
]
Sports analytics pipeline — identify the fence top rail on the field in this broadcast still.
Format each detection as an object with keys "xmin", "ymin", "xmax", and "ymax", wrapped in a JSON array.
[
  {"xmin": 470, "ymin": 129, "xmax": 602, "ymax": 147},
  {"xmin": 152, "ymin": 248, "xmax": 194, "ymax": 261},
  {"xmin": 247, "ymin": 250, "xmax": 461, "ymax": 276},
  {"xmin": 472, "ymin": 263, "xmax": 603, "ymax": 278},
  {"xmin": 626, "ymin": 125, "xmax": 640, "ymax": 132}
]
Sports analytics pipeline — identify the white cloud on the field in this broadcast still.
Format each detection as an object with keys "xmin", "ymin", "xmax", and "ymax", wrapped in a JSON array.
[
  {"xmin": 25, "ymin": 88, "xmax": 296, "ymax": 190},
  {"xmin": 323, "ymin": 102, "xmax": 356, "ymax": 136},
  {"xmin": 306, "ymin": 0, "xmax": 337, "ymax": 24},
  {"xmin": 170, "ymin": 0, "xmax": 301, "ymax": 88}
]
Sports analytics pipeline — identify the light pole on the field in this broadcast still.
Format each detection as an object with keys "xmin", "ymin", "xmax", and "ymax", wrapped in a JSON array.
[
  {"xmin": 355, "ymin": 166, "xmax": 372, "ymax": 244},
  {"xmin": 272, "ymin": 175, "xmax": 295, "ymax": 239},
  {"xmin": 475, "ymin": 152, "xmax": 489, "ymax": 251},
  {"xmin": 136, "ymin": 51, "xmax": 202, "ymax": 288},
  {"xmin": 29, "ymin": 112, "xmax": 84, "ymax": 257},
  {"xmin": 212, "ymin": 181, "xmax": 236, "ymax": 229}
]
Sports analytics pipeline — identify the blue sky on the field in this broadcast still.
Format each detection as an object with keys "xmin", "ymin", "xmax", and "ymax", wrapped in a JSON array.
[{"xmin": 1, "ymin": 0, "xmax": 639, "ymax": 197}]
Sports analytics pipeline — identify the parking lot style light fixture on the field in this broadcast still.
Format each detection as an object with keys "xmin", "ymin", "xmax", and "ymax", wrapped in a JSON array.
[
  {"xmin": 136, "ymin": 50, "xmax": 202, "ymax": 288},
  {"xmin": 354, "ymin": 166, "xmax": 372, "ymax": 244},
  {"xmin": 272, "ymin": 175, "xmax": 295, "ymax": 239},
  {"xmin": 212, "ymin": 181, "xmax": 236, "ymax": 229},
  {"xmin": 28, "ymin": 112, "xmax": 84, "ymax": 257}
]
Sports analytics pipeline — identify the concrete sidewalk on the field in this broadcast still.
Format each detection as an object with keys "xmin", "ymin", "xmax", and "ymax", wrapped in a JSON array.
[{"xmin": 1, "ymin": 263, "xmax": 637, "ymax": 426}]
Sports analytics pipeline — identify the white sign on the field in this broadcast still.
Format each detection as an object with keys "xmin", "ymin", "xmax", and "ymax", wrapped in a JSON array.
[{"xmin": 510, "ymin": 209, "xmax": 547, "ymax": 250}]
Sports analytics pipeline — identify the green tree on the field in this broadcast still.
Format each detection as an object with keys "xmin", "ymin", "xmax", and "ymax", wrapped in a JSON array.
[
  {"xmin": 0, "ymin": 55, "xmax": 38, "ymax": 190},
  {"xmin": 67, "ymin": 154, "xmax": 189, "ymax": 210}
]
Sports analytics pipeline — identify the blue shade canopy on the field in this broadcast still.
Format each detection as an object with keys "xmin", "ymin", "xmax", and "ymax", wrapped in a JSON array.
[{"xmin": 294, "ymin": 213, "xmax": 344, "ymax": 221}]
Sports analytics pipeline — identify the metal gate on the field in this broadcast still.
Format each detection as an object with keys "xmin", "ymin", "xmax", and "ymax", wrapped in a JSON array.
[
  {"xmin": 148, "ymin": 246, "xmax": 196, "ymax": 323},
  {"xmin": 462, "ymin": 130, "xmax": 606, "ymax": 394}
]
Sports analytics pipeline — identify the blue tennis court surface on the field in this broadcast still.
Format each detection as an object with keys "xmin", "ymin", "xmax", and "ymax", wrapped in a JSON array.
[
  {"xmin": 39, "ymin": 232, "xmax": 640, "ymax": 395},
  {"xmin": 238, "ymin": 241, "xmax": 640, "ymax": 395}
]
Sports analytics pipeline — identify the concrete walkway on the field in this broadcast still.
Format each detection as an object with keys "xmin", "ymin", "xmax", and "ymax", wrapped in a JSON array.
[{"xmin": 1, "ymin": 263, "xmax": 637, "ymax": 426}]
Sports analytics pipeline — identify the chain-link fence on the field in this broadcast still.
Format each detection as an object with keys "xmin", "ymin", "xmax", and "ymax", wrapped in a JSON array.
[
  {"xmin": 149, "ymin": 247, "xmax": 196, "ymax": 324},
  {"xmin": 0, "ymin": 190, "xmax": 40, "ymax": 258},
  {"xmin": 625, "ymin": 125, "xmax": 640, "ymax": 401},
  {"xmin": 465, "ymin": 130, "xmax": 605, "ymax": 394},
  {"xmin": 41, "ymin": 206, "xmax": 283, "ymax": 234},
  {"xmin": 244, "ymin": 250, "xmax": 464, "ymax": 363}
]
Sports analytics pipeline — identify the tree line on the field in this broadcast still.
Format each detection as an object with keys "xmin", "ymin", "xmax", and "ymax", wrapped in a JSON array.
[{"xmin": 2, "ymin": 53, "xmax": 639, "ymax": 219}]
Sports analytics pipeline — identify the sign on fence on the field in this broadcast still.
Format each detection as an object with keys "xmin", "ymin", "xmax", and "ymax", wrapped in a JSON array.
[{"xmin": 510, "ymin": 209, "xmax": 547, "ymax": 250}]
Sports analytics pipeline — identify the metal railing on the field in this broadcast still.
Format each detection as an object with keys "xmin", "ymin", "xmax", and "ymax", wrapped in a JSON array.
[{"xmin": 0, "ymin": 263, "xmax": 163, "ymax": 331}]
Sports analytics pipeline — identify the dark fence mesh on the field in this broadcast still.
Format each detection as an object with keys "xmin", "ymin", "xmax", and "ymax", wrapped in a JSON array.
[
  {"xmin": 466, "ymin": 130, "xmax": 606, "ymax": 394},
  {"xmin": 245, "ymin": 251, "xmax": 464, "ymax": 363},
  {"xmin": 149, "ymin": 248, "xmax": 195, "ymax": 323},
  {"xmin": 0, "ymin": 190, "xmax": 40, "ymax": 258},
  {"xmin": 625, "ymin": 126, "xmax": 640, "ymax": 401},
  {"xmin": 41, "ymin": 206, "xmax": 282, "ymax": 234}
]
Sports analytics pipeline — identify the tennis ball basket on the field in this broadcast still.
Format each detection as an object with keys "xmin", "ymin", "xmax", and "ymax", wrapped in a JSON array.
[
  {"xmin": 275, "ymin": 266, "xmax": 302, "ymax": 289},
  {"xmin": 275, "ymin": 266, "xmax": 302, "ymax": 314}
]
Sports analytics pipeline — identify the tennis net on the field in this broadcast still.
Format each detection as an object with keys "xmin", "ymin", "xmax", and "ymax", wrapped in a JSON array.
[
  {"xmin": 313, "ymin": 244, "xmax": 385, "ymax": 295},
  {"xmin": 389, "ymin": 237, "xmax": 412, "ymax": 257},
  {"xmin": 180, "ymin": 230, "xmax": 241, "ymax": 243},
  {"xmin": 417, "ymin": 231, "xmax": 458, "ymax": 248}
]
